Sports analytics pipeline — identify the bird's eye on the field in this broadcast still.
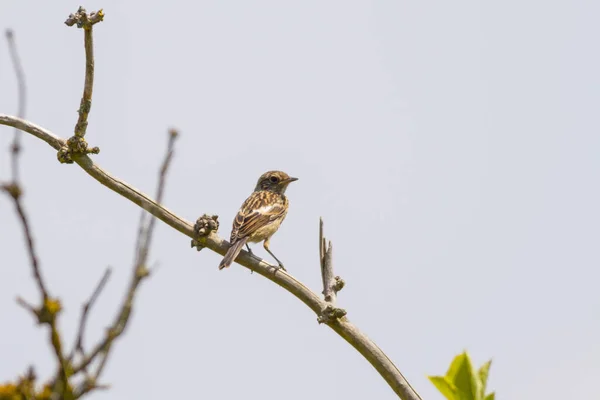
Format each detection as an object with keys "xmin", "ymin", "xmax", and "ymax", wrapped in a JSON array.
[{"xmin": 269, "ymin": 176, "xmax": 279, "ymax": 183}]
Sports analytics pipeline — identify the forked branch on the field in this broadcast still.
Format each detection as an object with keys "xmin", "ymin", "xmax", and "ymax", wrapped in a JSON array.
[{"xmin": 318, "ymin": 218, "xmax": 347, "ymax": 324}]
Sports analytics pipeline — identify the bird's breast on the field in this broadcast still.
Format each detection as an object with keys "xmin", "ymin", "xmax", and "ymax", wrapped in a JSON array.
[{"xmin": 248, "ymin": 217, "xmax": 284, "ymax": 243}]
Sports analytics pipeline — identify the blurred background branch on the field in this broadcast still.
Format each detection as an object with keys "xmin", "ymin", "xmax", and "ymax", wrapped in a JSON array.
[
  {"xmin": 0, "ymin": 8, "xmax": 178, "ymax": 400},
  {"xmin": 5, "ymin": 28, "xmax": 26, "ymax": 183}
]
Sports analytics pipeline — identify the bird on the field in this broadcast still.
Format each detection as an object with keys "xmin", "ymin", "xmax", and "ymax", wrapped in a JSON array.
[{"xmin": 218, "ymin": 170, "xmax": 298, "ymax": 271}]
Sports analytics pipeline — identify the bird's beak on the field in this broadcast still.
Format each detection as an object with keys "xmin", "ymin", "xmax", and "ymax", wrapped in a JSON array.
[{"xmin": 284, "ymin": 177, "xmax": 298, "ymax": 183}]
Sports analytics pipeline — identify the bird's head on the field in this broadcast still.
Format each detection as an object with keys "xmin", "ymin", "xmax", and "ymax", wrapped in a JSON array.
[{"xmin": 254, "ymin": 170, "xmax": 298, "ymax": 194}]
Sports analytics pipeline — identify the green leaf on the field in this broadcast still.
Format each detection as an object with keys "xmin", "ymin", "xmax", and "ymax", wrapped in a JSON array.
[
  {"xmin": 478, "ymin": 360, "xmax": 492, "ymax": 398},
  {"xmin": 484, "ymin": 392, "xmax": 495, "ymax": 400},
  {"xmin": 448, "ymin": 352, "xmax": 481, "ymax": 400},
  {"xmin": 428, "ymin": 376, "xmax": 459, "ymax": 400},
  {"xmin": 446, "ymin": 352, "xmax": 467, "ymax": 379},
  {"xmin": 431, "ymin": 352, "xmax": 494, "ymax": 400}
]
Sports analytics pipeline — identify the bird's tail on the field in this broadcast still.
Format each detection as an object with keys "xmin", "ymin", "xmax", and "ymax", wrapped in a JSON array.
[{"xmin": 218, "ymin": 238, "xmax": 248, "ymax": 270}]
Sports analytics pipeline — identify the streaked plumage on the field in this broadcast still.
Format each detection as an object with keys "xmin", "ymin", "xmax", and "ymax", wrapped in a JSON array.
[{"xmin": 218, "ymin": 171, "xmax": 298, "ymax": 270}]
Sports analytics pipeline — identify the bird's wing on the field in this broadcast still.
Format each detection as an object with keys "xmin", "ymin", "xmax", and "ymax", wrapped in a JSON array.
[{"xmin": 230, "ymin": 191, "xmax": 287, "ymax": 243}]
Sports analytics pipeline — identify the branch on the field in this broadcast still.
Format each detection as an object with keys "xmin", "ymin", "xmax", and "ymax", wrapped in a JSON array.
[
  {"xmin": 2, "ymin": 30, "xmax": 49, "ymax": 306},
  {"xmin": 69, "ymin": 268, "xmax": 112, "ymax": 362},
  {"xmin": 1, "ymin": 137, "xmax": 70, "ymax": 396},
  {"xmin": 319, "ymin": 217, "xmax": 345, "ymax": 304},
  {"xmin": 59, "ymin": 7, "xmax": 104, "ymax": 163},
  {"xmin": 0, "ymin": 114, "xmax": 421, "ymax": 400},
  {"xmin": 2, "ymin": 184, "xmax": 48, "ymax": 300},
  {"xmin": 74, "ymin": 129, "xmax": 179, "ymax": 389},
  {"xmin": 317, "ymin": 218, "xmax": 347, "ymax": 324},
  {"xmin": 135, "ymin": 128, "xmax": 178, "ymax": 264},
  {"xmin": 2, "ymin": 14, "xmax": 174, "ymax": 400},
  {"xmin": 2, "ymin": 27, "xmax": 73, "ymax": 399},
  {"xmin": 5, "ymin": 29, "xmax": 27, "ymax": 183}
]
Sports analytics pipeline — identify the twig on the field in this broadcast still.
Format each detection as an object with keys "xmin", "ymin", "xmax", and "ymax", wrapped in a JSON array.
[
  {"xmin": 5, "ymin": 29, "xmax": 27, "ymax": 183},
  {"xmin": 317, "ymin": 218, "xmax": 346, "ymax": 324},
  {"xmin": 59, "ymin": 7, "xmax": 104, "ymax": 163},
  {"xmin": 2, "ymin": 186, "xmax": 49, "ymax": 300},
  {"xmin": 135, "ymin": 128, "xmax": 178, "ymax": 264},
  {"xmin": 2, "ymin": 162, "xmax": 70, "ymax": 398},
  {"xmin": 16, "ymin": 296, "xmax": 37, "ymax": 316},
  {"xmin": 4, "ymin": 199, "xmax": 69, "ymax": 398},
  {"xmin": 74, "ymin": 128, "xmax": 179, "ymax": 382},
  {"xmin": 88, "ymin": 262, "xmax": 147, "ymax": 379},
  {"xmin": 1, "ymin": 33, "xmax": 46, "ymax": 302},
  {"xmin": 2, "ymin": 28, "xmax": 73, "ymax": 399},
  {"xmin": 15, "ymin": 295, "xmax": 69, "ymax": 386},
  {"xmin": 319, "ymin": 217, "xmax": 344, "ymax": 304},
  {"xmin": 65, "ymin": 6, "xmax": 103, "ymax": 138},
  {"xmin": 69, "ymin": 268, "xmax": 112, "ymax": 362},
  {"xmin": 0, "ymin": 114, "xmax": 422, "ymax": 400}
]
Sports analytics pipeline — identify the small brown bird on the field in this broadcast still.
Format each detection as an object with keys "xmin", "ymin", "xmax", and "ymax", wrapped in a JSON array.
[{"xmin": 218, "ymin": 170, "xmax": 298, "ymax": 271}]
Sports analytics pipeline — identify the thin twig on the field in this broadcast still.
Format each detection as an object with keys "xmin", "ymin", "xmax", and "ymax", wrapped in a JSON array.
[
  {"xmin": 2, "ymin": 28, "xmax": 73, "ymax": 399},
  {"xmin": 0, "ymin": 115, "xmax": 421, "ymax": 400},
  {"xmin": 16, "ymin": 296, "xmax": 37, "ymax": 316},
  {"xmin": 75, "ymin": 129, "xmax": 179, "ymax": 382},
  {"xmin": 135, "ymin": 128, "xmax": 178, "ymax": 264},
  {"xmin": 2, "ymin": 144, "xmax": 69, "ymax": 395},
  {"xmin": 90, "ymin": 264, "xmax": 145, "ymax": 379},
  {"xmin": 2, "ymin": 165, "xmax": 70, "ymax": 398},
  {"xmin": 6, "ymin": 190, "xmax": 49, "ymax": 300},
  {"xmin": 65, "ymin": 7, "xmax": 104, "ymax": 139},
  {"xmin": 5, "ymin": 29, "xmax": 27, "ymax": 183},
  {"xmin": 319, "ymin": 218, "xmax": 338, "ymax": 304},
  {"xmin": 0, "ymin": 36, "xmax": 45, "ymax": 301},
  {"xmin": 69, "ymin": 268, "xmax": 112, "ymax": 362},
  {"xmin": 5, "ymin": 191, "xmax": 70, "ymax": 398},
  {"xmin": 317, "ymin": 218, "xmax": 347, "ymax": 325},
  {"xmin": 57, "ymin": 7, "xmax": 103, "ymax": 164}
]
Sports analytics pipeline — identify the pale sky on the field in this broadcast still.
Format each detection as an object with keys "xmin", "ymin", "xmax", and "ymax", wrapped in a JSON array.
[{"xmin": 1, "ymin": 1, "xmax": 599, "ymax": 399}]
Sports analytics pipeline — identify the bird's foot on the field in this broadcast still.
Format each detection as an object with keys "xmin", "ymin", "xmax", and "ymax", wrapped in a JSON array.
[{"xmin": 267, "ymin": 263, "xmax": 287, "ymax": 274}]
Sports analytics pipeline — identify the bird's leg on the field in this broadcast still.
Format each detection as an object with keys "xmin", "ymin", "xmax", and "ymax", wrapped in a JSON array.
[
  {"xmin": 263, "ymin": 238, "xmax": 286, "ymax": 271},
  {"xmin": 244, "ymin": 243, "xmax": 255, "ymax": 274}
]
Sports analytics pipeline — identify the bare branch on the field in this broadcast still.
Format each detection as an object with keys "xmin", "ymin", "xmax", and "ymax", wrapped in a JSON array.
[
  {"xmin": 2, "ymin": 185, "xmax": 49, "ymax": 300},
  {"xmin": 74, "ymin": 128, "xmax": 179, "ymax": 384},
  {"xmin": 5, "ymin": 29, "xmax": 27, "ymax": 183},
  {"xmin": 0, "ymin": 39, "xmax": 47, "ymax": 301},
  {"xmin": 319, "ymin": 217, "xmax": 344, "ymax": 304},
  {"xmin": 88, "ymin": 262, "xmax": 148, "ymax": 379},
  {"xmin": 59, "ymin": 7, "xmax": 104, "ymax": 164},
  {"xmin": 3, "ymin": 181, "xmax": 70, "ymax": 397},
  {"xmin": 2, "ymin": 27, "xmax": 73, "ymax": 399},
  {"xmin": 15, "ymin": 296, "xmax": 37, "ymax": 316},
  {"xmin": 135, "ymin": 128, "xmax": 178, "ymax": 264},
  {"xmin": 317, "ymin": 218, "xmax": 347, "ymax": 324},
  {"xmin": 0, "ymin": 116, "xmax": 65, "ymax": 149},
  {"xmin": 69, "ymin": 268, "xmax": 112, "ymax": 362},
  {"xmin": 70, "ymin": 8, "xmax": 99, "ymax": 138},
  {"xmin": 2, "ymin": 149, "xmax": 70, "ymax": 397},
  {"xmin": 0, "ymin": 114, "xmax": 422, "ymax": 400}
]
